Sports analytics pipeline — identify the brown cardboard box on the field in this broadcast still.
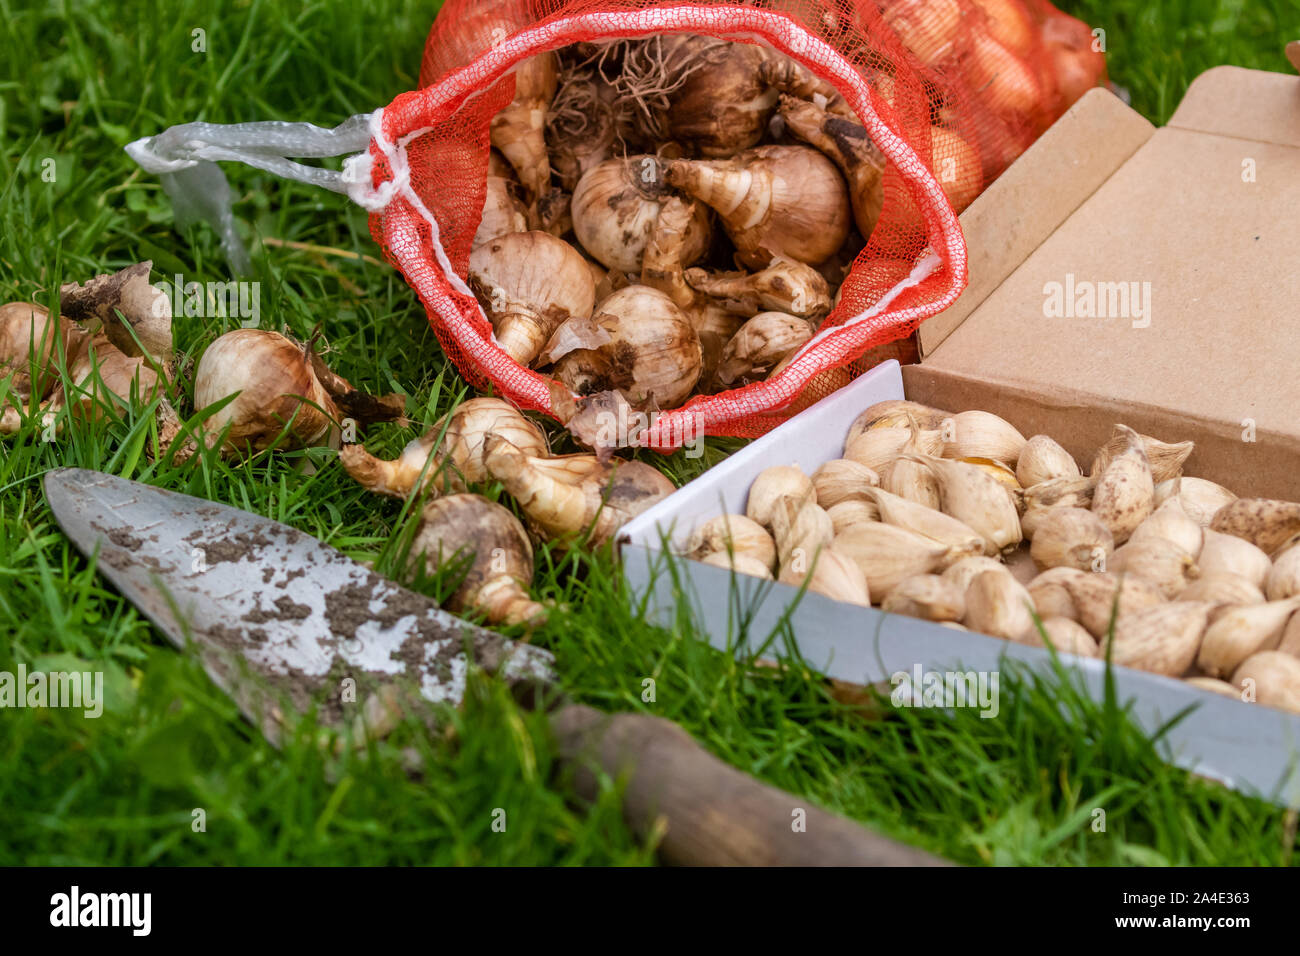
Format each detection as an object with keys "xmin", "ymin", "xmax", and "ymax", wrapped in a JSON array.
[{"xmin": 903, "ymin": 67, "xmax": 1300, "ymax": 499}]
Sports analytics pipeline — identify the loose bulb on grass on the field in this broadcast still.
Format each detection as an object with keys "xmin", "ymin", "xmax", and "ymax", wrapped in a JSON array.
[
  {"xmin": 341, "ymin": 397, "xmax": 548, "ymax": 500},
  {"xmin": 192, "ymin": 329, "xmax": 402, "ymax": 457},
  {"xmin": 408, "ymin": 494, "xmax": 547, "ymax": 629},
  {"xmin": 484, "ymin": 435, "xmax": 674, "ymax": 545}
]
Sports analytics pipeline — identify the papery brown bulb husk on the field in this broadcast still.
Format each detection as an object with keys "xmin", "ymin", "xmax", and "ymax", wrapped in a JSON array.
[
  {"xmin": 469, "ymin": 231, "xmax": 596, "ymax": 367},
  {"xmin": 340, "ymin": 396, "xmax": 548, "ymax": 499},
  {"xmin": 684, "ymin": 256, "xmax": 832, "ymax": 321},
  {"xmin": 757, "ymin": 55, "xmax": 854, "ymax": 118},
  {"xmin": 488, "ymin": 149, "xmax": 514, "ymax": 180},
  {"xmin": 489, "ymin": 50, "xmax": 559, "ymax": 205},
  {"xmin": 0, "ymin": 301, "xmax": 81, "ymax": 401},
  {"xmin": 611, "ymin": 35, "xmax": 778, "ymax": 157},
  {"xmin": 778, "ymin": 94, "xmax": 885, "ymax": 241},
  {"xmin": 193, "ymin": 329, "xmax": 338, "ymax": 453},
  {"xmin": 474, "ymin": 175, "xmax": 528, "ymax": 250},
  {"xmin": 410, "ymin": 493, "xmax": 546, "ymax": 628},
  {"xmin": 551, "ymin": 285, "xmax": 702, "ymax": 410},
  {"xmin": 665, "ymin": 145, "xmax": 851, "ymax": 268},
  {"xmin": 639, "ymin": 196, "xmax": 743, "ymax": 386},
  {"xmin": 572, "ymin": 156, "xmax": 712, "ymax": 274},
  {"xmin": 57, "ymin": 332, "xmax": 168, "ymax": 422},
  {"xmin": 484, "ymin": 436, "xmax": 675, "ymax": 545},
  {"xmin": 715, "ymin": 311, "xmax": 813, "ymax": 388},
  {"xmin": 193, "ymin": 329, "xmax": 401, "ymax": 456}
]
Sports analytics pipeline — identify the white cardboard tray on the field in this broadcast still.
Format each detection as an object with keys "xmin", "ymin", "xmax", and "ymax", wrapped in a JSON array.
[{"xmin": 619, "ymin": 361, "xmax": 1300, "ymax": 804}]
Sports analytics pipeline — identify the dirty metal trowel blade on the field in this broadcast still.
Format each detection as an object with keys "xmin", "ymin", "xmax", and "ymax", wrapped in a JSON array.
[{"xmin": 44, "ymin": 468, "xmax": 555, "ymax": 741}]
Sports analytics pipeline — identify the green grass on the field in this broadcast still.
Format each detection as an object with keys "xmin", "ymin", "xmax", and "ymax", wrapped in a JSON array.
[{"xmin": 1, "ymin": 0, "xmax": 1297, "ymax": 866}]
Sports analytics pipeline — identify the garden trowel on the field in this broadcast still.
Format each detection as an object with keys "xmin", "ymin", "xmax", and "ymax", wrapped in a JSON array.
[{"xmin": 44, "ymin": 468, "xmax": 945, "ymax": 867}]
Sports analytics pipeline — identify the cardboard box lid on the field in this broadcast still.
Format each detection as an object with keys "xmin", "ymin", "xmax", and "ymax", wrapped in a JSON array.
[
  {"xmin": 918, "ymin": 88, "xmax": 1155, "ymax": 357},
  {"xmin": 911, "ymin": 66, "xmax": 1300, "ymax": 495}
]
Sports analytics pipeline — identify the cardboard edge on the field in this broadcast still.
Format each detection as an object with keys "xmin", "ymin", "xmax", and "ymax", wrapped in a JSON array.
[
  {"xmin": 902, "ymin": 364, "xmax": 1300, "ymax": 497},
  {"xmin": 918, "ymin": 88, "xmax": 1156, "ymax": 358},
  {"xmin": 1168, "ymin": 65, "xmax": 1300, "ymax": 147}
]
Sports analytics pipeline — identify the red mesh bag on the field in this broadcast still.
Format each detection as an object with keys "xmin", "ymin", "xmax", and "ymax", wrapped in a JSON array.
[{"xmin": 359, "ymin": 0, "xmax": 1105, "ymax": 451}]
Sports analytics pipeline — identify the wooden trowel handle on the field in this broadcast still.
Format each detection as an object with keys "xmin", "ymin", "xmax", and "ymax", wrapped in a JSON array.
[{"xmin": 550, "ymin": 703, "xmax": 949, "ymax": 867}]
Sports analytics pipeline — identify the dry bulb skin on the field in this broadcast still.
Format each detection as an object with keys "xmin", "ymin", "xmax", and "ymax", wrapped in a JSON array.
[
  {"xmin": 1016, "ymin": 435, "xmax": 1080, "ymax": 488},
  {"xmin": 1109, "ymin": 537, "xmax": 1199, "ymax": 600},
  {"xmin": 1105, "ymin": 602, "xmax": 1211, "ymax": 677},
  {"xmin": 1232, "ymin": 651, "xmax": 1300, "ymax": 715},
  {"xmin": 687, "ymin": 514, "xmax": 776, "ymax": 571},
  {"xmin": 192, "ymin": 329, "xmax": 400, "ymax": 457},
  {"xmin": 863, "ymin": 486, "xmax": 984, "ymax": 566},
  {"xmin": 1197, "ymin": 528, "xmax": 1271, "ymax": 589},
  {"xmin": 1129, "ymin": 495, "xmax": 1203, "ymax": 559},
  {"xmin": 469, "ymin": 231, "xmax": 596, "ymax": 367},
  {"xmin": 1266, "ymin": 546, "xmax": 1300, "ymax": 600},
  {"xmin": 757, "ymin": 56, "xmax": 853, "ymax": 118},
  {"xmin": 0, "ymin": 302, "xmax": 82, "ymax": 405},
  {"xmin": 1155, "ymin": 476, "xmax": 1237, "ymax": 526},
  {"xmin": 1196, "ymin": 598, "xmax": 1300, "ymax": 679},
  {"xmin": 701, "ymin": 550, "xmax": 773, "ymax": 580},
  {"xmin": 770, "ymin": 494, "xmax": 833, "ymax": 572},
  {"xmin": 832, "ymin": 522, "xmax": 950, "ymax": 601},
  {"xmin": 1185, "ymin": 676, "xmax": 1243, "ymax": 700},
  {"xmin": 746, "ymin": 465, "xmax": 815, "ymax": 528},
  {"xmin": 572, "ymin": 156, "xmax": 712, "ymax": 274},
  {"xmin": 878, "ymin": 420, "xmax": 944, "ymax": 511},
  {"xmin": 713, "ymin": 311, "xmax": 812, "ymax": 388},
  {"xmin": 684, "ymin": 257, "xmax": 832, "ymax": 321},
  {"xmin": 484, "ymin": 436, "xmax": 673, "ymax": 546},
  {"xmin": 881, "ymin": 574, "xmax": 965, "ymax": 622},
  {"xmin": 811, "ymin": 459, "xmax": 879, "ymax": 508},
  {"xmin": 1090, "ymin": 429, "xmax": 1193, "ymax": 484},
  {"xmin": 827, "ymin": 499, "xmax": 879, "ymax": 535},
  {"xmin": 909, "ymin": 454, "xmax": 1022, "ymax": 555},
  {"xmin": 1028, "ymin": 507, "xmax": 1112, "ymax": 572},
  {"xmin": 939, "ymin": 410, "xmax": 1026, "ymax": 468},
  {"xmin": 1017, "ymin": 616, "xmax": 1097, "ymax": 657},
  {"xmin": 550, "ymin": 285, "xmax": 702, "ymax": 410},
  {"xmin": 777, "ymin": 94, "xmax": 885, "ymax": 240},
  {"xmin": 1026, "ymin": 567, "xmax": 1086, "ymax": 622},
  {"xmin": 1210, "ymin": 498, "xmax": 1300, "ymax": 557},
  {"xmin": 475, "ymin": 175, "xmax": 528, "ymax": 249},
  {"xmin": 963, "ymin": 570, "xmax": 1036, "ymax": 641},
  {"xmin": 664, "ymin": 145, "xmax": 851, "ymax": 268},
  {"xmin": 58, "ymin": 260, "xmax": 174, "ymax": 375},
  {"xmin": 341, "ymin": 397, "xmax": 547, "ymax": 499},
  {"xmin": 1062, "ymin": 573, "xmax": 1164, "ymax": 640},
  {"xmin": 1023, "ymin": 475, "xmax": 1095, "ymax": 513},
  {"xmin": 3, "ymin": 264, "xmax": 185, "ymax": 445},
  {"xmin": 1179, "ymin": 572, "xmax": 1265, "ymax": 608},
  {"xmin": 409, "ymin": 494, "xmax": 546, "ymax": 629},
  {"xmin": 943, "ymin": 556, "xmax": 1012, "ymax": 596},
  {"xmin": 637, "ymin": 196, "xmax": 740, "ymax": 385},
  {"xmin": 847, "ymin": 400, "xmax": 949, "ymax": 442},
  {"xmin": 779, "ymin": 546, "xmax": 871, "ymax": 606},
  {"xmin": 844, "ymin": 423, "xmax": 943, "ymax": 473},
  {"xmin": 489, "ymin": 50, "xmax": 559, "ymax": 207},
  {"xmin": 1090, "ymin": 424, "xmax": 1154, "ymax": 545}
]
